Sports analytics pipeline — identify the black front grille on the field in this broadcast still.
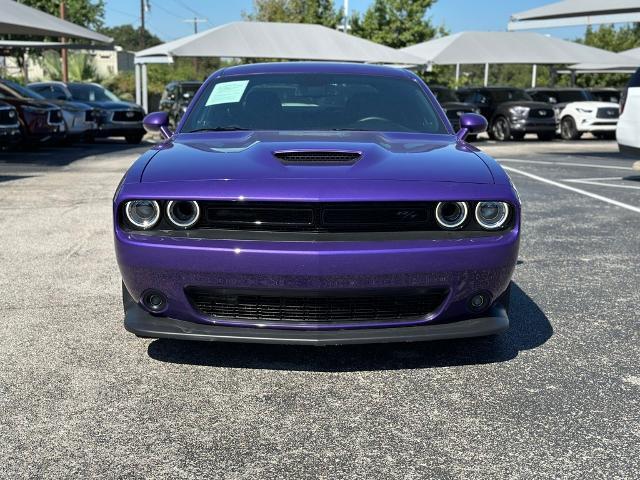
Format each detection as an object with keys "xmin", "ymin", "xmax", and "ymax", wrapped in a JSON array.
[
  {"xmin": 202, "ymin": 202, "xmax": 434, "ymax": 232},
  {"xmin": 528, "ymin": 108, "xmax": 554, "ymax": 119},
  {"xmin": 112, "ymin": 110, "xmax": 143, "ymax": 122},
  {"xmin": 48, "ymin": 109, "xmax": 63, "ymax": 124},
  {"xmin": 274, "ymin": 151, "xmax": 361, "ymax": 164},
  {"xmin": 596, "ymin": 107, "xmax": 619, "ymax": 119},
  {"xmin": 186, "ymin": 287, "xmax": 447, "ymax": 324},
  {"xmin": 0, "ymin": 108, "xmax": 17, "ymax": 125}
]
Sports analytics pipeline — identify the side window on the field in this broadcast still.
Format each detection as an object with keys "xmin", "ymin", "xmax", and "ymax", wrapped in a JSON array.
[
  {"xmin": 461, "ymin": 91, "xmax": 476, "ymax": 103},
  {"xmin": 474, "ymin": 92, "xmax": 490, "ymax": 105},
  {"xmin": 33, "ymin": 85, "xmax": 55, "ymax": 99},
  {"xmin": 628, "ymin": 68, "xmax": 640, "ymax": 88},
  {"xmin": 51, "ymin": 86, "xmax": 67, "ymax": 100}
]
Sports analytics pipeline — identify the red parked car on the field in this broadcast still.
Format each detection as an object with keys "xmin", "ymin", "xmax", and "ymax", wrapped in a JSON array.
[{"xmin": 0, "ymin": 80, "xmax": 66, "ymax": 144}]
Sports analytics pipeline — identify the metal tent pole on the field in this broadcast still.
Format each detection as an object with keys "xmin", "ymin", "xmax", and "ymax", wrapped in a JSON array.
[
  {"xmin": 455, "ymin": 63, "xmax": 460, "ymax": 84},
  {"xmin": 483, "ymin": 63, "xmax": 489, "ymax": 87},
  {"xmin": 531, "ymin": 64, "xmax": 537, "ymax": 88},
  {"xmin": 141, "ymin": 63, "xmax": 148, "ymax": 112},
  {"xmin": 135, "ymin": 63, "xmax": 142, "ymax": 106}
]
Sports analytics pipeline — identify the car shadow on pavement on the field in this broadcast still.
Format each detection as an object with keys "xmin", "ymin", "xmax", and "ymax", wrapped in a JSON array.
[
  {"xmin": 147, "ymin": 283, "xmax": 553, "ymax": 371},
  {"xmin": 0, "ymin": 139, "xmax": 150, "ymax": 168}
]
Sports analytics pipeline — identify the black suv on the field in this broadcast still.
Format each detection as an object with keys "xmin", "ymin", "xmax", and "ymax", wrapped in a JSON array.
[
  {"xmin": 458, "ymin": 87, "xmax": 556, "ymax": 141},
  {"xmin": 429, "ymin": 86, "xmax": 480, "ymax": 139},
  {"xmin": 159, "ymin": 81, "xmax": 202, "ymax": 127}
]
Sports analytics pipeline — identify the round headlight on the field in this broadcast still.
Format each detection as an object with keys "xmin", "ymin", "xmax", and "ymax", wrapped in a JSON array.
[
  {"xmin": 475, "ymin": 201, "xmax": 509, "ymax": 230},
  {"xmin": 125, "ymin": 200, "xmax": 160, "ymax": 229},
  {"xmin": 435, "ymin": 201, "xmax": 468, "ymax": 229},
  {"xmin": 166, "ymin": 200, "xmax": 200, "ymax": 228}
]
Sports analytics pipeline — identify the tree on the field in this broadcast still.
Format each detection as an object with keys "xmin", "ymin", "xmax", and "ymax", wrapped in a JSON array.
[
  {"xmin": 350, "ymin": 0, "xmax": 446, "ymax": 49},
  {"xmin": 243, "ymin": 0, "xmax": 342, "ymax": 28},
  {"xmin": 580, "ymin": 24, "xmax": 640, "ymax": 53},
  {"xmin": 17, "ymin": 0, "xmax": 105, "ymax": 30},
  {"xmin": 99, "ymin": 25, "xmax": 162, "ymax": 51}
]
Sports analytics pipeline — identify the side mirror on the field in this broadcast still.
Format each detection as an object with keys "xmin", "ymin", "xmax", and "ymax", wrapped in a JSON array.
[
  {"xmin": 143, "ymin": 111, "xmax": 172, "ymax": 139},
  {"xmin": 456, "ymin": 113, "xmax": 487, "ymax": 141}
]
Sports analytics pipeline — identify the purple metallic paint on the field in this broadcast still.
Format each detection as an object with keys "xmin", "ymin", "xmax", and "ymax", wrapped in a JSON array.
[
  {"xmin": 143, "ymin": 111, "xmax": 172, "ymax": 139},
  {"xmin": 456, "ymin": 113, "xmax": 488, "ymax": 141},
  {"xmin": 114, "ymin": 62, "xmax": 520, "ymax": 339}
]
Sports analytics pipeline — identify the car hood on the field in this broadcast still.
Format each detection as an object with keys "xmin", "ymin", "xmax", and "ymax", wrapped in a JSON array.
[
  {"xmin": 563, "ymin": 101, "xmax": 619, "ymax": 110},
  {"xmin": 79, "ymin": 100, "xmax": 142, "ymax": 111},
  {"xmin": 141, "ymin": 131, "xmax": 494, "ymax": 184},
  {"xmin": 45, "ymin": 99, "xmax": 92, "ymax": 111},
  {"xmin": 6, "ymin": 98, "xmax": 58, "ymax": 110},
  {"xmin": 440, "ymin": 102, "xmax": 476, "ymax": 110},
  {"xmin": 501, "ymin": 101, "xmax": 553, "ymax": 109}
]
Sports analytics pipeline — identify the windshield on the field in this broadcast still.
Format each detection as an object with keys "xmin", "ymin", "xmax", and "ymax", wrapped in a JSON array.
[
  {"xmin": 0, "ymin": 80, "xmax": 45, "ymax": 100},
  {"xmin": 67, "ymin": 83, "xmax": 120, "ymax": 102},
  {"xmin": 555, "ymin": 90, "xmax": 594, "ymax": 103},
  {"xmin": 181, "ymin": 73, "xmax": 447, "ymax": 134},
  {"xmin": 491, "ymin": 89, "xmax": 532, "ymax": 103},
  {"xmin": 431, "ymin": 87, "xmax": 459, "ymax": 103}
]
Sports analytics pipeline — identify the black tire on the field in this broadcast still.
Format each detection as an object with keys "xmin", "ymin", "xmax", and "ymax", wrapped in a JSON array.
[
  {"xmin": 511, "ymin": 132, "xmax": 525, "ymax": 141},
  {"xmin": 537, "ymin": 131, "xmax": 556, "ymax": 141},
  {"xmin": 560, "ymin": 117, "xmax": 581, "ymax": 140},
  {"xmin": 492, "ymin": 117, "xmax": 511, "ymax": 142},
  {"xmin": 124, "ymin": 133, "xmax": 144, "ymax": 144}
]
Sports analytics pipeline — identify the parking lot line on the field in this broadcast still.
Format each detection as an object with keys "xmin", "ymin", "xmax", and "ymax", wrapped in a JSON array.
[
  {"xmin": 499, "ymin": 158, "xmax": 634, "ymax": 171},
  {"xmin": 563, "ymin": 178, "xmax": 640, "ymax": 190},
  {"xmin": 502, "ymin": 165, "xmax": 640, "ymax": 214}
]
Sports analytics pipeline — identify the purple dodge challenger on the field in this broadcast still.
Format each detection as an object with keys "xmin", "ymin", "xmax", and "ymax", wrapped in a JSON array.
[{"xmin": 114, "ymin": 62, "xmax": 520, "ymax": 345}]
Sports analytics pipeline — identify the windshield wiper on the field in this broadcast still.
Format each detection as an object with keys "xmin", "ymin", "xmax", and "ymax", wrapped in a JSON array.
[{"xmin": 186, "ymin": 126, "xmax": 250, "ymax": 133}]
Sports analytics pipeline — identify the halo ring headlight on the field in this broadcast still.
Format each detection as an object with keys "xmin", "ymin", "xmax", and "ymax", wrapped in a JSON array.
[
  {"xmin": 475, "ymin": 201, "xmax": 510, "ymax": 230},
  {"xmin": 166, "ymin": 200, "xmax": 200, "ymax": 229},
  {"xmin": 435, "ymin": 201, "xmax": 468, "ymax": 229},
  {"xmin": 125, "ymin": 200, "xmax": 160, "ymax": 230}
]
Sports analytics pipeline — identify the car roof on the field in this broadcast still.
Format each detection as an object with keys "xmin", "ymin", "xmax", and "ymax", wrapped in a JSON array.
[{"xmin": 219, "ymin": 62, "xmax": 415, "ymax": 79}]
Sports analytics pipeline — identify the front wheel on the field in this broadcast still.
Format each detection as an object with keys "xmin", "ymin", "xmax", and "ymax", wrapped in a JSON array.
[
  {"xmin": 124, "ymin": 133, "xmax": 144, "ymax": 144},
  {"xmin": 492, "ymin": 117, "xmax": 511, "ymax": 142},
  {"xmin": 560, "ymin": 117, "xmax": 581, "ymax": 140}
]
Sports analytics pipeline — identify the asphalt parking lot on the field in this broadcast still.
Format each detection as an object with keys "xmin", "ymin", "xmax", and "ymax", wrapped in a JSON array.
[{"xmin": 1, "ymin": 137, "xmax": 638, "ymax": 479}]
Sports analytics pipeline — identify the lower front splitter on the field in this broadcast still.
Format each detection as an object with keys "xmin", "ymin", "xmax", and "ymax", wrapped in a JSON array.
[{"xmin": 124, "ymin": 303, "xmax": 509, "ymax": 345}]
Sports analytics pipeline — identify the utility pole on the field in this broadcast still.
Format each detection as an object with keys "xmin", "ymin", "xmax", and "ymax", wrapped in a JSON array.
[
  {"xmin": 183, "ymin": 17, "xmax": 207, "ymax": 35},
  {"xmin": 60, "ymin": 1, "xmax": 68, "ymax": 82},
  {"xmin": 139, "ymin": 0, "xmax": 149, "ymax": 50},
  {"xmin": 183, "ymin": 18, "xmax": 207, "ymax": 76}
]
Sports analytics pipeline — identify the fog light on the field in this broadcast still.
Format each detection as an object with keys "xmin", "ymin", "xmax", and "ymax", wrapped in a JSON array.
[
  {"xmin": 468, "ymin": 292, "xmax": 490, "ymax": 312},
  {"xmin": 141, "ymin": 290, "xmax": 167, "ymax": 313}
]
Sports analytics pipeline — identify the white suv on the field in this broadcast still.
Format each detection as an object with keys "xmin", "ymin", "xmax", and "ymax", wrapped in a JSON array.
[
  {"xmin": 617, "ymin": 68, "xmax": 640, "ymax": 155},
  {"xmin": 528, "ymin": 88, "xmax": 619, "ymax": 140}
]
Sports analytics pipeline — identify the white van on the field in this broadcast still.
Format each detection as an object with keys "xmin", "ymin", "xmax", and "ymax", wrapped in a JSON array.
[{"xmin": 617, "ymin": 68, "xmax": 640, "ymax": 155}]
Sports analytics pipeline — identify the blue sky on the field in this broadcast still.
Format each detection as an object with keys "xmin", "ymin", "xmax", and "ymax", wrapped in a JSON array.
[{"xmin": 104, "ymin": 0, "xmax": 588, "ymax": 43}]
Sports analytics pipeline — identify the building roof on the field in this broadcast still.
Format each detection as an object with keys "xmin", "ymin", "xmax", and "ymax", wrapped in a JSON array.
[
  {"xmin": 508, "ymin": 0, "xmax": 640, "ymax": 30},
  {"xmin": 0, "ymin": 0, "xmax": 111, "ymax": 43},
  {"xmin": 134, "ymin": 21, "xmax": 424, "ymax": 65},
  {"xmin": 400, "ymin": 31, "xmax": 638, "ymax": 66}
]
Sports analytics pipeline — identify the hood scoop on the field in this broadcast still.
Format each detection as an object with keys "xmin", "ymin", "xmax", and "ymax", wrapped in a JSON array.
[{"xmin": 274, "ymin": 150, "xmax": 361, "ymax": 165}]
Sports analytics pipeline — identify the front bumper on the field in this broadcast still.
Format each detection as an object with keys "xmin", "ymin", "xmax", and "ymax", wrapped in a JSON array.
[
  {"xmin": 125, "ymin": 301, "xmax": 509, "ymax": 345},
  {"xmin": 511, "ymin": 119, "xmax": 557, "ymax": 133},
  {"xmin": 95, "ymin": 122, "xmax": 144, "ymax": 138},
  {"xmin": 0, "ymin": 124, "xmax": 21, "ymax": 144},
  {"xmin": 576, "ymin": 118, "xmax": 617, "ymax": 133}
]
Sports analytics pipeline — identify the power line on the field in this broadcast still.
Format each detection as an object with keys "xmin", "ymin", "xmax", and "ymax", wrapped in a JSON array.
[
  {"xmin": 183, "ymin": 17, "xmax": 208, "ymax": 34},
  {"xmin": 170, "ymin": 0, "xmax": 207, "ymax": 19}
]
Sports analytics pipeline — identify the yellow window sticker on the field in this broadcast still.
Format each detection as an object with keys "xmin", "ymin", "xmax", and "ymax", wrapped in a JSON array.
[{"xmin": 205, "ymin": 80, "xmax": 249, "ymax": 106}]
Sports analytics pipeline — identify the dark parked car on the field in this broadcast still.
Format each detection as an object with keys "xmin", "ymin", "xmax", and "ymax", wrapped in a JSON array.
[
  {"xmin": 159, "ymin": 81, "xmax": 202, "ymax": 127},
  {"xmin": 0, "ymin": 101, "xmax": 21, "ymax": 146},
  {"xmin": 0, "ymin": 80, "xmax": 66, "ymax": 144},
  {"xmin": 589, "ymin": 88, "xmax": 622, "ymax": 104},
  {"xmin": 458, "ymin": 87, "xmax": 556, "ymax": 141},
  {"xmin": 29, "ymin": 81, "xmax": 145, "ymax": 144},
  {"xmin": 430, "ymin": 86, "xmax": 480, "ymax": 138}
]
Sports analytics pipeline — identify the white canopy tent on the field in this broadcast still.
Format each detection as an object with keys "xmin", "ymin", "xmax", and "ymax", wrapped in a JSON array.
[
  {"xmin": 508, "ymin": 0, "xmax": 640, "ymax": 30},
  {"xmin": 0, "ymin": 0, "xmax": 112, "ymax": 42},
  {"xmin": 568, "ymin": 47, "xmax": 640, "ymax": 73},
  {"xmin": 133, "ymin": 21, "xmax": 425, "ymax": 112},
  {"xmin": 400, "ymin": 31, "xmax": 639, "ymax": 87}
]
